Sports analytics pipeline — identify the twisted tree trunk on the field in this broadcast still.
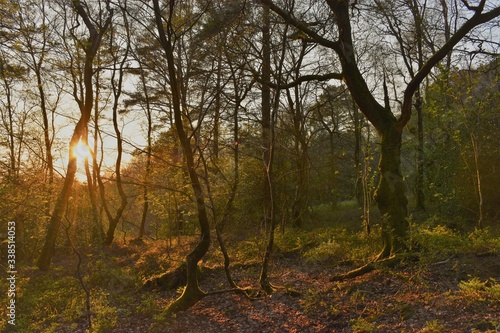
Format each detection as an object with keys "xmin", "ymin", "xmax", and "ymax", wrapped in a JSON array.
[{"xmin": 153, "ymin": 0, "xmax": 211, "ymax": 313}]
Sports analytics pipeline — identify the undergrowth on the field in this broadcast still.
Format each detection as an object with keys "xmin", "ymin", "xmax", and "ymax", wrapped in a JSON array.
[{"xmin": 2, "ymin": 207, "xmax": 499, "ymax": 332}]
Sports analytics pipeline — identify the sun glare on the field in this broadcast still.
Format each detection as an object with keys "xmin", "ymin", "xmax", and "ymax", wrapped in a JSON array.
[
  {"xmin": 73, "ymin": 139, "xmax": 91, "ymax": 162},
  {"xmin": 72, "ymin": 139, "xmax": 92, "ymax": 183}
]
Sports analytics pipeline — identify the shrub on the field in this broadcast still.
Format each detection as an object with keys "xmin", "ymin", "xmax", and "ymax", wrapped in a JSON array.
[
  {"xmin": 87, "ymin": 258, "xmax": 137, "ymax": 291},
  {"xmin": 411, "ymin": 223, "xmax": 467, "ymax": 261},
  {"xmin": 468, "ymin": 228, "xmax": 500, "ymax": 253},
  {"xmin": 458, "ymin": 277, "xmax": 500, "ymax": 302},
  {"xmin": 304, "ymin": 238, "xmax": 342, "ymax": 262}
]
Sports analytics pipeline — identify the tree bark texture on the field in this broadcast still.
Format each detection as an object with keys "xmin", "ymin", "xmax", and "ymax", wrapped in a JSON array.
[{"xmin": 374, "ymin": 127, "xmax": 409, "ymax": 258}]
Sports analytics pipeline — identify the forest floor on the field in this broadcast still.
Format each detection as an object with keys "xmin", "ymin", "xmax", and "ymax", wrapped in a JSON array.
[
  {"xmin": 3, "ymin": 211, "xmax": 500, "ymax": 333},
  {"xmin": 112, "ymin": 247, "xmax": 499, "ymax": 333}
]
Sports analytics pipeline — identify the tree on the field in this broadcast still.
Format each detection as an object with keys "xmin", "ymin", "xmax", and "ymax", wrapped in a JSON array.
[
  {"xmin": 133, "ymin": 52, "xmax": 154, "ymax": 241},
  {"xmin": 152, "ymin": 0, "xmax": 212, "ymax": 312},
  {"xmin": 37, "ymin": 0, "xmax": 112, "ymax": 270},
  {"xmin": 261, "ymin": 0, "xmax": 500, "ymax": 260},
  {"xmin": 99, "ymin": 2, "xmax": 130, "ymax": 245},
  {"xmin": 372, "ymin": 0, "xmax": 433, "ymax": 211},
  {"xmin": 426, "ymin": 61, "xmax": 500, "ymax": 227},
  {"xmin": 0, "ymin": 53, "xmax": 24, "ymax": 182}
]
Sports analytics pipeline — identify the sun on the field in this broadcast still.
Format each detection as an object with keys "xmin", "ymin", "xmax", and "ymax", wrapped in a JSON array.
[
  {"xmin": 72, "ymin": 139, "xmax": 93, "ymax": 183},
  {"xmin": 73, "ymin": 139, "xmax": 92, "ymax": 162}
]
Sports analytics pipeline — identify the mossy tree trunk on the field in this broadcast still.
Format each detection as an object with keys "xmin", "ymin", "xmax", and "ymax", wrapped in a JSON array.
[
  {"xmin": 374, "ymin": 126, "xmax": 409, "ymax": 258},
  {"xmin": 331, "ymin": 1, "xmax": 410, "ymax": 257}
]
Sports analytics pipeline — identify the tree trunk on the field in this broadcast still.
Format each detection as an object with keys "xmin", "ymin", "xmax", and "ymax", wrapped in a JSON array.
[
  {"xmin": 213, "ymin": 51, "xmax": 222, "ymax": 160},
  {"xmin": 137, "ymin": 62, "xmax": 152, "ymax": 240},
  {"xmin": 153, "ymin": 0, "xmax": 211, "ymax": 313},
  {"xmin": 362, "ymin": 121, "xmax": 372, "ymax": 235},
  {"xmin": 86, "ymin": 68, "xmax": 105, "ymax": 243},
  {"xmin": 261, "ymin": 5, "xmax": 272, "ymax": 232},
  {"xmin": 37, "ymin": 123, "xmax": 82, "ymax": 270},
  {"xmin": 35, "ymin": 65, "xmax": 54, "ymax": 191},
  {"xmin": 37, "ymin": 1, "xmax": 111, "ymax": 270},
  {"xmin": 83, "ymin": 133, "xmax": 103, "ymax": 242},
  {"xmin": 374, "ymin": 126, "xmax": 409, "ymax": 258},
  {"xmin": 415, "ymin": 89, "xmax": 426, "ymax": 211},
  {"xmin": 0, "ymin": 60, "xmax": 17, "ymax": 182},
  {"xmin": 100, "ymin": 8, "xmax": 131, "ymax": 245},
  {"xmin": 260, "ymin": 14, "xmax": 289, "ymax": 295},
  {"xmin": 469, "ymin": 132, "xmax": 483, "ymax": 229},
  {"xmin": 353, "ymin": 101, "xmax": 363, "ymax": 206}
]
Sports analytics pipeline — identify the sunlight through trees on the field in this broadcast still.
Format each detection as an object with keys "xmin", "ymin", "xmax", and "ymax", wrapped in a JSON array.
[{"xmin": 0, "ymin": 0, "xmax": 499, "ymax": 331}]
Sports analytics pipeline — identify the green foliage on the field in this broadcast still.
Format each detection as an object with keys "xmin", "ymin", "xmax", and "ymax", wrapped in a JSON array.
[
  {"xmin": 458, "ymin": 277, "xmax": 500, "ymax": 302},
  {"xmin": 87, "ymin": 258, "xmax": 138, "ymax": 291},
  {"xmin": 471, "ymin": 321, "xmax": 498, "ymax": 333},
  {"xmin": 150, "ymin": 310, "xmax": 173, "ymax": 331},
  {"xmin": 301, "ymin": 228, "xmax": 379, "ymax": 264},
  {"xmin": 135, "ymin": 294, "xmax": 161, "ymax": 318},
  {"xmin": 0, "ymin": 177, "xmax": 54, "ymax": 262},
  {"xmin": 410, "ymin": 216, "xmax": 500, "ymax": 264},
  {"xmin": 468, "ymin": 228, "xmax": 500, "ymax": 253},
  {"xmin": 398, "ymin": 303, "xmax": 415, "ymax": 321},
  {"xmin": 304, "ymin": 237, "xmax": 342, "ymax": 262},
  {"xmin": 273, "ymin": 228, "xmax": 317, "ymax": 252},
  {"xmin": 89, "ymin": 290, "xmax": 118, "ymax": 333},
  {"xmin": 410, "ymin": 222, "xmax": 467, "ymax": 261},
  {"xmin": 233, "ymin": 238, "xmax": 263, "ymax": 264},
  {"xmin": 134, "ymin": 245, "xmax": 175, "ymax": 279},
  {"xmin": 420, "ymin": 320, "xmax": 446, "ymax": 333},
  {"xmin": 0, "ymin": 271, "xmax": 84, "ymax": 332},
  {"xmin": 300, "ymin": 288, "xmax": 340, "ymax": 318},
  {"xmin": 424, "ymin": 64, "xmax": 500, "ymax": 222},
  {"xmin": 350, "ymin": 317, "xmax": 376, "ymax": 332}
]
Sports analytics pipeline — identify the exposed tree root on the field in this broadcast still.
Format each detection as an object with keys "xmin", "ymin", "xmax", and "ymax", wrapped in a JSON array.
[
  {"xmin": 261, "ymin": 281, "xmax": 302, "ymax": 297},
  {"xmin": 207, "ymin": 286, "xmax": 264, "ymax": 300},
  {"xmin": 330, "ymin": 255, "xmax": 403, "ymax": 281},
  {"xmin": 330, "ymin": 262, "xmax": 376, "ymax": 281}
]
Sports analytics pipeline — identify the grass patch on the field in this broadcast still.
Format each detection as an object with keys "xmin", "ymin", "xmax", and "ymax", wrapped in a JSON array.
[
  {"xmin": 350, "ymin": 316, "xmax": 376, "ymax": 332},
  {"xmin": 300, "ymin": 228, "xmax": 380, "ymax": 264},
  {"xmin": 89, "ymin": 290, "xmax": 119, "ymax": 333},
  {"xmin": 88, "ymin": 257, "xmax": 138, "ymax": 291},
  {"xmin": 420, "ymin": 320, "xmax": 446, "ymax": 333},
  {"xmin": 0, "ymin": 269, "xmax": 85, "ymax": 332},
  {"xmin": 410, "ymin": 224, "xmax": 467, "ymax": 262}
]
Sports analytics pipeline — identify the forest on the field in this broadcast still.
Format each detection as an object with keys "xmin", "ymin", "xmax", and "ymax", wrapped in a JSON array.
[{"xmin": 1, "ymin": 0, "xmax": 499, "ymax": 332}]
